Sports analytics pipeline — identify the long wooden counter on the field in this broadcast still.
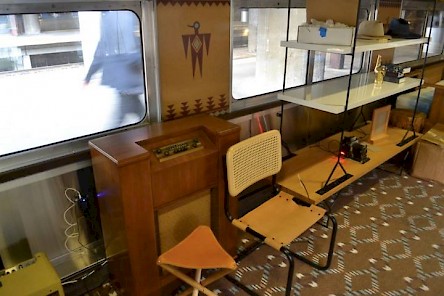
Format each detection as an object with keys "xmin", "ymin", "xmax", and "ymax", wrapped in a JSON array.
[{"xmin": 277, "ymin": 125, "xmax": 421, "ymax": 205}]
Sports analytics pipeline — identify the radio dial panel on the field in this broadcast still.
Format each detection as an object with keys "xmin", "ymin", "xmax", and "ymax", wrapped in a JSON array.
[{"xmin": 153, "ymin": 138, "xmax": 203, "ymax": 161}]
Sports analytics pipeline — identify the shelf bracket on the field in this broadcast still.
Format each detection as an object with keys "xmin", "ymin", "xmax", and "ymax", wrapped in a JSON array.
[
  {"xmin": 315, "ymin": 0, "xmax": 362, "ymax": 196},
  {"xmin": 316, "ymin": 173, "xmax": 353, "ymax": 195},
  {"xmin": 397, "ymin": 133, "xmax": 418, "ymax": 147},
  {"xmin": 316, "ymin": 159, "xmax": 353, "ymax": 195},
  {"xmin": 396, "ymin": 0, "xmax": 437, "ymax": 146},
  {"xmin": 348, "ymin": 106, "xmax": 368, "ymax": 131}
]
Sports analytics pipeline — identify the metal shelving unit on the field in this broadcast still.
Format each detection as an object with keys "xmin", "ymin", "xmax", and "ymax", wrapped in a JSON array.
[
  {"xmin": 279, "ymin": 0, "xmax": 436, "ymax": 195},
  {"xmin": 278, "ymin": 73, "xmax": 422, "ymax": 114}
]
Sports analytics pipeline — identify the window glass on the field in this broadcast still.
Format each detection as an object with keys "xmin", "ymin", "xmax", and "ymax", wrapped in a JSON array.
[
  {"xmin": 393, "ymin": 10, "xmax": 444, "ymax": 63},
  {"xmin": 232, "ymin": 8, "xmax": 307, "ymax": 100},
  {"xmin": 312, "ymin": 53, "xmax": 363, "ymax": 83},
  {"xmin": 426, "ymin": 12, "xmax": 444, "ymax": 56},
  {"xmin": 0, "ymin": 10, "xmax": 146, "ymax": 157}
]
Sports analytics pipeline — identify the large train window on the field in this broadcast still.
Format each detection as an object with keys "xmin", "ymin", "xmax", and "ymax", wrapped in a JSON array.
[
  {"xmin": 231, "ymin": 1, "xmax": 365, "ymax": 100},
  {"xmin": 0, "ymin": 6, "xmax": 150, "ymax": 159}
]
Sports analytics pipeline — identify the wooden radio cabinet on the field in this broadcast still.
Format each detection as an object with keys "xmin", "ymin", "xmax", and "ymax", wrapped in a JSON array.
[{"xmin": 88, "ymin": 114, "xmax": 240, "ymax": 296}]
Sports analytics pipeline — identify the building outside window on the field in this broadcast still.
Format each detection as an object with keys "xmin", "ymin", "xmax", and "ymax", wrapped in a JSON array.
[{"xmin": 0, "ymin": 10, "xmax": 147, "ymax": 157}]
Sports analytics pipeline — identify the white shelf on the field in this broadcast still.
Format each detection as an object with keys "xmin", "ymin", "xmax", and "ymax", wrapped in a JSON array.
[
  {"xmin": 281, "ymin": 37, "xmax": 428, "ymax": 54},
  {"xmin": 278, "ymin": 73, "xmax": 422, "ymax": 114}
]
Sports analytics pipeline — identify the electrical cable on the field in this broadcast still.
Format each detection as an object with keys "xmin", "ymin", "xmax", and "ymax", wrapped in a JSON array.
[
  {"xmin": 355, "ymin": 127, "xmax": 368, "ymax": 139},
  {"xmin": 297, "ymin": 174, "xmax": 310, "ymax": 199},
  {"xmin": 73, "ymin": 202, "xmax": 103, "ymax": 260},
  {"xmin": 64, "ymin": 188, "xmax": 81, "ymax": 203},
  {"xmin": 61, "ymin": 280, "xmax": 78, "ymax": 286},
  {"xmin": 62, "ymin": 187, "xmax": 110, "ymax": 293},
  {"xmin": 61, "ymin": 259, "xmax": 109, "ymax": 293},
  {"xmin": 64, "ymin": 188, "xmax": 84, "ymax": 254},
  {"xmin": 65, "ymin": 187, "xmax": 105, "ymax": 261},
  {"xmin": 310, "ymin": 139, "xmax": 340, "ymax": 155}
]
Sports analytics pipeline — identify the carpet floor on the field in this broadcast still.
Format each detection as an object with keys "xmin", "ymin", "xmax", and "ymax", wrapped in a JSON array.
[{"xmin": 87, "ymin": 167, "xmax": 444, "ymax": 296}]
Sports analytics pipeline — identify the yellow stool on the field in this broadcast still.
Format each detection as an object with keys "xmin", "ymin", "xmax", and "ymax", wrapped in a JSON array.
[{"xmin": 157, "ymin": 225, "xmax": 236, "ymax": 296}]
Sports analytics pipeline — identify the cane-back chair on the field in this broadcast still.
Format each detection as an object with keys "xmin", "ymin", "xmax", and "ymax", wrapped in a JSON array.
[{"xmin": 225, "ymin": 130, "xmax": 337, "ymax": 295}]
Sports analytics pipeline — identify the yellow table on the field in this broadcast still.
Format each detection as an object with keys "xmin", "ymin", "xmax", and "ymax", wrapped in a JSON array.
[{"xmin": 277, "ymin": 125, "xmax": 421, "ymax": 205}]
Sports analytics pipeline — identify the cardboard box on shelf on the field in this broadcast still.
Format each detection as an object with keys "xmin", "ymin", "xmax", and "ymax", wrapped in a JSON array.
[
  {"xmin": 297, "ymin": 26, "xmax": 355, "ymax": 46},
  {"xmin": 411, "ymin": 123, "xmax": 444, "ymax": 184},
  {"xmin": 389, "ymin": 108, "xmax": 426, "ymax": 132}
]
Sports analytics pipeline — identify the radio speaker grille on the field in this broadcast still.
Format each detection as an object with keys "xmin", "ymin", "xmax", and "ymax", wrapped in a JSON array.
[{"xmin": 157, "ymin": 190, "xmax": 211, "ymax": 254}]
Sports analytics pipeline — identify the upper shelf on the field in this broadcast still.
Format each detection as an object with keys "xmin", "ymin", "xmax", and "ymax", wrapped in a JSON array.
[
  {"xmin": 281, "ymin": 37, "xmax": 429, "ymax": 54},
  {"xmin": 278, "ymin": 73, "xmax": 422, "ymax": 114}
]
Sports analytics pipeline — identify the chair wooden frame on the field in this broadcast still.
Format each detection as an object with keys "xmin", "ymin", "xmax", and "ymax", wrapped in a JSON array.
[{"xmin": 225, "ymin": 130, "xmax": 337, "ymax": 296}]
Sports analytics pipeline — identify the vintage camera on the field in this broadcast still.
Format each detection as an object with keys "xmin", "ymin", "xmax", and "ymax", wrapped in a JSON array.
[{"xmin": 340, "ymin": 136, "xmax": 369, "ymax": 163}]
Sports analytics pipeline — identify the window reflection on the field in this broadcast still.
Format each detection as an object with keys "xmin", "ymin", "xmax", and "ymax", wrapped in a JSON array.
[
  {"xmin": 83, "ymin": 11, "xmax": 145, "ymax": 127},
  {"xmin": 232, "ymin": 8, "xmax": 307, "ymax": 100},
  {"xmin": 0, "ymin": 11, "xmax": 146, "ymax": 157},
  {"xmin": 393, "ymin": 10, "xmax": 444, "ymax": 63}
]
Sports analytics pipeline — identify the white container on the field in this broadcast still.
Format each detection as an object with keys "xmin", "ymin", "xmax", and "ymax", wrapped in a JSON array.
[{"xmin": 297, "ymin": 26, "xmax": 355, "ymax": 46}]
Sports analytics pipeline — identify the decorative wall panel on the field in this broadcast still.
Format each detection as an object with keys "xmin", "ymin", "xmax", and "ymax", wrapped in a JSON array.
[{"xmin": 157, "ymin": 0, "xmax": 230, "ymax": 120}]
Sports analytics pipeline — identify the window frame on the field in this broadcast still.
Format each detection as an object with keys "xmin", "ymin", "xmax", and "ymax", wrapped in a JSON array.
[{"xmin": 0, "ymin": 0, "xmax": 160, "ymax": 173}]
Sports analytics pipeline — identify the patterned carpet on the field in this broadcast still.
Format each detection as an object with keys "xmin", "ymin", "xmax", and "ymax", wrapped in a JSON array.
[
  {"xmin": 207, "ymin": 168, "xmax": 444, "ymax": 295},
  {"xmin": 87, "ymin": 167, "xmax": 444, "ymax": 295}
]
